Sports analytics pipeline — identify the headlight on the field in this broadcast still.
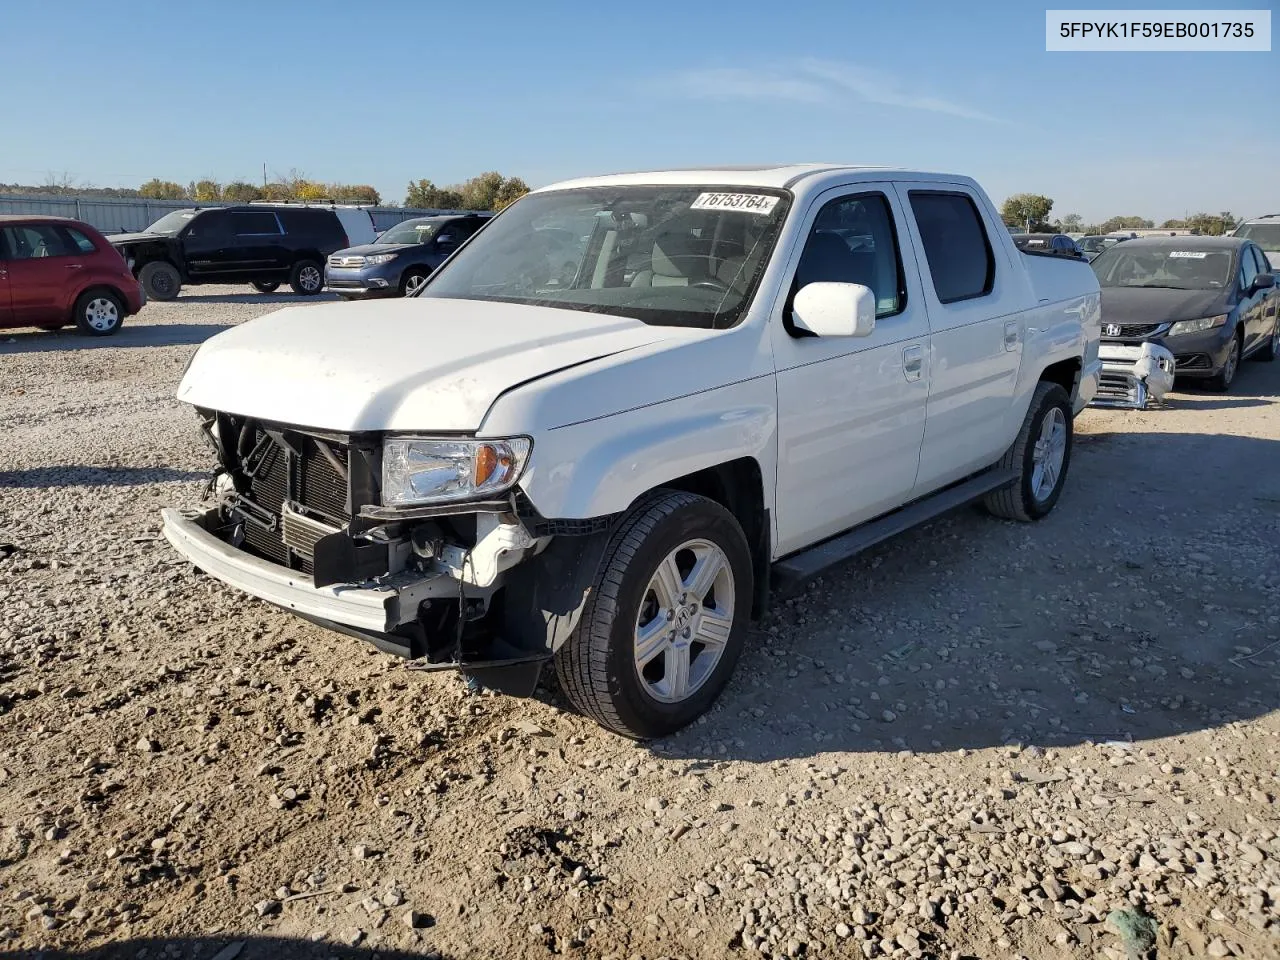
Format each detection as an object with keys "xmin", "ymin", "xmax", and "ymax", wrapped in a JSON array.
[
  {"xmin": 365, "ymin": 253, "xmax": 398, "ymax": 265},
  {"xmin": 381, "ymin": 437, "xmax": 531, "ymax": 507},
  {"xmin": 1169, "ymin": 314, "xmax": 1227, "ymax": 336}
]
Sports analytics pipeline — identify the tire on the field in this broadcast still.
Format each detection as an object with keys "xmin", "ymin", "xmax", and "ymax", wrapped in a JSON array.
[
  {"xmin": 400, "ymin": 268, "xmax": 431, "ymax": 297},
  {"xmin": 138, "ymin": 261, "xmax": 181, "ymax": 301},
  {"xmin": 555, "ymin": 491, "xmax": 753, "ymax": 739},
  {"xmin": 251, "ymin": 281, "xmax": 280, "ymax": 294},
  {"xmin": 73, "ymin": 289, "xmax": 124, "ymax": 336},
  {"xmin": 289, "ymin": 259, "xmax": 323, "ymax": 296},
  {"xmin": 1207, "ymin": 332, "xmax": 1242, "ymax": 392},
  {"xmin": 1254, "ymin": 317, "xmax": 1279, "ymax": 362},
  {"xmin": 983, "ymin": 381, "xmax": 1073, "ymax": 522}
]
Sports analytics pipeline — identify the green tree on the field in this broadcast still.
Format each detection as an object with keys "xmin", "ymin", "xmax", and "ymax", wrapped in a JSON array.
[
  {"xmin": 259, "ymin": 182, "xmax": 293, "ymax": 201},
  {"xmin": 1099, "ymin": 215, "xmax": 1154, "ymax": 233},
  {"xmin": 223, "ymin": 181, "xmax": 264, "ymax": 202},
  {"xmin": 1000, "ymin": 193, "xmax": 1054, "ymax": 232},
  {"xmin": 330, "ymin": 183, "xmax": 381, "ymax": 204},
  {"xmin": 1184, "ymin": 211, "xmax": 1236, "ymax": 236},
  {"xmin": 1057, "ymin": 213, "xmax": 1083, "ymax": 233},
  {"xmin": 405, "ymin": 179, "xmax": 464, "ymax": 209},
  {"xmin": 139, "ymin": 178, "xmax": 187, "ymax": 200},
  {"xmin": 1160, "ymin": 218, "xmax": 1187, "ymax": 229},
  {"xmin": 457, "ymin": 171, "xmax": 506, "ymax": 210},
  {"xmin": 493, "ymin": 176, "xmax": 530, "ymax": 211}
]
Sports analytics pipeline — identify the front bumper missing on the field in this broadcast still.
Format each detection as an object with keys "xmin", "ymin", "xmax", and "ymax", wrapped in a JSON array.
[
  {"xmin": 161, "ymin": 507, "xmax": 460, "ymax": 635},
  {"xmin": 1090, "ymin": 343, "xmax": 1175, "ymax": 410},
  {"xmin": 161, "ymin": 507, "xmax": 553, "ymax": 692}
]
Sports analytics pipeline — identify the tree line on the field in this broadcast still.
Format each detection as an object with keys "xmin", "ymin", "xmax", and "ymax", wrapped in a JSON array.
[
  {"xmin": 1000, "ymin": 193, "xmax": 1239, "ymax": 237},
  {"xmin": 1, "ymin": 169, "xmax": 532, "ymax": 211}
]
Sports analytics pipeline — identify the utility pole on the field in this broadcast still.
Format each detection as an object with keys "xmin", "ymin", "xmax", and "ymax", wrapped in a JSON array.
[{"xmin": 263, "ymin": 163, "xmax": 267, "ymax": 188}]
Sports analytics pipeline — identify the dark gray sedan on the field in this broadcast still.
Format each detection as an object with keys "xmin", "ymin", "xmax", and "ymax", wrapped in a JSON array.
[{"xmin": 1090, "ymin": 236, "xmax": 1278, "ymax": 391}]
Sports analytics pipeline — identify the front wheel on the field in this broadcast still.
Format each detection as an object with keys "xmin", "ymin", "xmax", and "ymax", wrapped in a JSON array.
[
  {"xmin": 1207, "ymin": 333, "xmax": 1241, "ymax": 392},
  {"xmin": 984, "ymin": 381, "xmax": 1073, "ymax": 522},
  {"xmin": 251, "ymin": 281, "xmax": 280, "ymax": 294},
  {"xmin": 73, "ymin": 289, "xmax": 124, "ymax": 336},
  {"xmin": 138, "ymin": 261, "xmax": 181, "ymax": 301},
  {"xmin": 289, "ymin": 260, "xmax": 323, "ymax": 296},
  {"xmin": 401, "ymin": 269, "xmax": 431, "ymax": 297},
  {"xmin": 555, "ymin": 491, "xmax": 753, "ymax": 739}
]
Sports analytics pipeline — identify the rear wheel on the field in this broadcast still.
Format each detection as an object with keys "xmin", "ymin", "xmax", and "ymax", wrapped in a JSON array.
[
  {"xmin": 289, "ymin": 260, "xmax": 323, "ymax": 296},
  {"xmin": 555, "ymin": 491, "xmax": 752, "ymax": 739},
  {"xmin": 1207, "ymin": 333, "xmax": 1241, "ymax": 392},
  {"xmin": 251, "ymin": 281, "xmax": 280, "ymax": 294},
  {"xmin": 984, "ymin": 381, "xmax": 1073, "ymax": 522},
  {"xmin": 73, "ymin": 289, "xmax": 124, "ymax": 336},
  {"xmin": 138, "ymin": 261, "xmax": 181, "ymax": 301}
]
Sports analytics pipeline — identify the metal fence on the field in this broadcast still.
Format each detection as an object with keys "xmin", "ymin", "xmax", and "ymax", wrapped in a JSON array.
[{"xmin": 0, "ymin": 193, "xmax": 480, "ymax": 234}]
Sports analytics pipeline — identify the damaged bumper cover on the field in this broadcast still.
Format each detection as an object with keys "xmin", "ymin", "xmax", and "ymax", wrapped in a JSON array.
[
  {"xmin": 161, "ymin": 507, "xmax": 453, "ymax": 636},
  {"xmin": 1090, "ymin": 342, "xmax": 1176, "ymax": 410}
]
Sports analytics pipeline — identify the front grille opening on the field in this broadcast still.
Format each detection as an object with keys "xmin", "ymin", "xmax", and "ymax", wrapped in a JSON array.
[{"xmin": 231, "ymin": 427, "xmax": 353, "ymax": 572}]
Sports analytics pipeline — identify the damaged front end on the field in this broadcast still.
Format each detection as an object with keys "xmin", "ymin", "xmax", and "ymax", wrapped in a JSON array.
[
  {"xmin": 162, "ymin": 410, "xmax": 608, "ymax": 695},
  {"xmin": 1090, "ymin": 342, "xmax": 1176, "ymax": 410}
]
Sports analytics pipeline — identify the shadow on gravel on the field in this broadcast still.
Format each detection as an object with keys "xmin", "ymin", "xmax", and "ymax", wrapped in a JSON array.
[
  {"xmin": 0, "ymin": 466, "xmax": 206, "ymax": 488},
  {"xmin": 0, "ymin": 324, "xmax": 230, "ymax": 353},
  {"xmin": 0, "ymin": 935, "xmax": 454, "ymax": 960},
  {"xmin": 178, "ymin": 292, "xmax": 341, "ymax": 305},
  {"xmin": 1165, "ymin": 395, "xmax": 1276, "ymax": 411},
  {"xmin": 647, "ymin": 421, "xmax": 1280, "ymax": 763}
]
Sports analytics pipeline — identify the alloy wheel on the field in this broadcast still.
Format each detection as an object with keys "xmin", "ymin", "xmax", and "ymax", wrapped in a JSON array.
[
  {"xmin": 633, "ymin": 539, "xmax": 735, "ymax": 704},
  {"xmin": 1030, "ymin": 407, "xmax": 1067, "ymax": 502}
]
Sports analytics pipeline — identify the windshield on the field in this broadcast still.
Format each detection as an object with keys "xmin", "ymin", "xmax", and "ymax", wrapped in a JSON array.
[
  {"xmin": 145, "ymin": 210, "xmax": 197, "ymax": 235},
  {"xmin": 420, "ymin": 186, "xmax": 791, "ymax": 329},
  {"xmin": 1235, "ymin": 223, "xmax": 1280, "ymax": 251},
  {"xmin": 1091, "ymin": 246, "xmax": 1233, "ymax": 290},
  {"xmin": 377, "ymin": 219, "xmax": 444, "ymax": 245}
]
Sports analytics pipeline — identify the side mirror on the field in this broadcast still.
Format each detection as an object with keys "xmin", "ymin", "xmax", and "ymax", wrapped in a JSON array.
[
  {"xmin": 791, "ymin": 282, "xmax": 876, "ymax": 338},
  {"xmin": 1252, "ymin": 273, "xmax": 1275, "ymax": 291}
]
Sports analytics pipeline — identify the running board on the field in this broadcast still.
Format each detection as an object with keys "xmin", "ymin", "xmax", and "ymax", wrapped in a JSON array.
[{"xmin": 771, "ymin": 468, "xmax": 1017, "ymax": 592}]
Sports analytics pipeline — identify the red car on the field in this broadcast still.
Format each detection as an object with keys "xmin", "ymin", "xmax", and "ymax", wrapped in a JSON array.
[{"xmin": 0, "ymin": 215, "xmax": 145, "ymax": 336}]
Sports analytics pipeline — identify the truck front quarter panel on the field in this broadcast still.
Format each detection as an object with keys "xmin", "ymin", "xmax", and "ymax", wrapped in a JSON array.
[{"xmin": 513, "ymin": 376, "xmax": 778, "ymax": 522}]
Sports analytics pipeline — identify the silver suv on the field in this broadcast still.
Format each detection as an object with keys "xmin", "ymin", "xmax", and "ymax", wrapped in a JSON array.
[{"xmin": 1234, "ymin": 214, "xmax": 1280, "ymax": 270}]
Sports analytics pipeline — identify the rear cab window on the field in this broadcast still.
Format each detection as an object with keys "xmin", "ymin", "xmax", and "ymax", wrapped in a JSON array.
[{"xmin": 907, "ymin": 190, "xmax": 996, "ymax": 303}]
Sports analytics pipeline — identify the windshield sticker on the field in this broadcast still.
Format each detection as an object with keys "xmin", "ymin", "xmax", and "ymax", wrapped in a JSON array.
[
  {"xmin": 1168, "ymin": 251, "xmax": 1208, "ymax": 259},
  {"xmin": 689, "ymin": 193, "xmax": 780, "ymax": 215}
]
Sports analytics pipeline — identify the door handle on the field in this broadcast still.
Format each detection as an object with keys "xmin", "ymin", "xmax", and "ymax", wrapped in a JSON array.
[
  {"xmin": 902, "ymin": 344, "xmax": 923, "ymax": 382},
  {"xmin": 66, "ymin": 263, "xmax": 83, "ymax": 270},
  {"xmin": 1004, "ymin": 319, "xmax": 1020, "ymax": 351}
]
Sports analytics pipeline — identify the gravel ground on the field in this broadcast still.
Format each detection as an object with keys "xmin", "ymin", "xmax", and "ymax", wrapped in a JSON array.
[{"xmin": 1, "ymin": 288, "xmax": 1278, "ymax": 960}]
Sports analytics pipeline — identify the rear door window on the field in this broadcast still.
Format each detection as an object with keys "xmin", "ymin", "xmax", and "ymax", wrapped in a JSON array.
[
  {"xmin": 231, "ymin": 211, "xmax": 282, "ymax": 236},
  {"xmin": 908, "ymin": 191, "xmax": 996, "ymax": 303}
]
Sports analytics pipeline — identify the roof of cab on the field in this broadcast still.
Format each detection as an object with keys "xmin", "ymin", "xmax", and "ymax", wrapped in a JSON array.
[{"xmin": 534, "ymin": 164, "xmax": 972, "ymax": 193}]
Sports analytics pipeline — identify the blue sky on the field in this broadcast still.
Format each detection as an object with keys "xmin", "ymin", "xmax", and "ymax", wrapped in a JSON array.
[{"xmin": 2, "ymin": 0, "xmax": 1275, "ymax": 223}]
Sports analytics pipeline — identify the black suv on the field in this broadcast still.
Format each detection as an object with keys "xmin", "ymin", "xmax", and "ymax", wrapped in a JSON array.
[
  {"xmin": 109, "ymin": 206, "xmax": 367, "ymax": 301},
  {"xmin": 324, "ymin": 214, "xmax": 491, "ymax": 299}
]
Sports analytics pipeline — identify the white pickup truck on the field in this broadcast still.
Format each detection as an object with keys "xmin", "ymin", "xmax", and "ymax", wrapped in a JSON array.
[{"xmin": 163, "ymin": 165, "xmax": 1101, "ymax": 738}]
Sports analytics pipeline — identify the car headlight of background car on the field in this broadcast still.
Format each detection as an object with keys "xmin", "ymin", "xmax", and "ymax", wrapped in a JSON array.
[
  {"xmin": 381, "ymin": 438, "xmax": 532, "ymax": 506},
  {"xmin": 364, "ymin": 253, "xmax": 399, "ymax": 265},
  {"xmin": 1169, "ymin": 314, "xmax": 1227, "ymax": 337}
]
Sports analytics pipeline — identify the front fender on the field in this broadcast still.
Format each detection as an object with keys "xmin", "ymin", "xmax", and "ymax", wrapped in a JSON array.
[{"xmin": 516, "ymin": 377, "xmax": 777, "ymax": 520}]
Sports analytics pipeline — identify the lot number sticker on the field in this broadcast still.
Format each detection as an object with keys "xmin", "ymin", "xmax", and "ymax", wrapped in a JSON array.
[
  {"xmin": 690, "ymin": 193, "xmax": 779, "ymax": 215},
  {"xmin": 1168, "ymin": 251, "xmax": 1209, "ymax": 259}
]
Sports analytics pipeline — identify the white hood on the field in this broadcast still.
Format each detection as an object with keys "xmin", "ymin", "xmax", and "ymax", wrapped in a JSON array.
[{"xmin": 177, "ymin": 298, "xmax": 665, "ymax": 432}]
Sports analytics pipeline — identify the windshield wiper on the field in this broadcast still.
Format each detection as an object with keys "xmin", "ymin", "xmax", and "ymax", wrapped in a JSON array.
[{"xmin": 1129, "ymin": 283, "xmax": 1189, "ymax": 289}]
